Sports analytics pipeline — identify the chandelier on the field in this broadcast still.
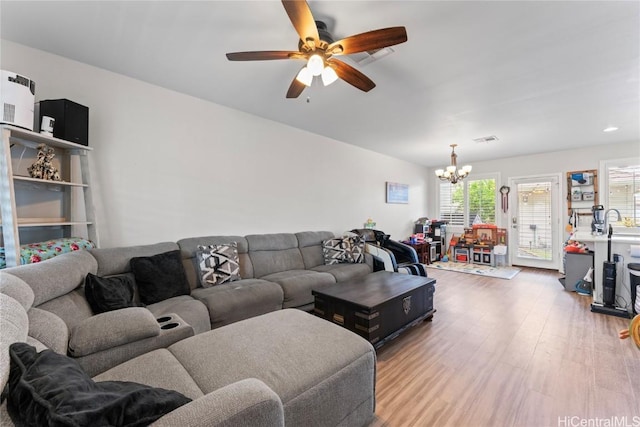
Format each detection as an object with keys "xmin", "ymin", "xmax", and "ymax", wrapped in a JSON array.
[{"xmin": 435, "ymin": 144, "xmax": 472, "ymax": 184}]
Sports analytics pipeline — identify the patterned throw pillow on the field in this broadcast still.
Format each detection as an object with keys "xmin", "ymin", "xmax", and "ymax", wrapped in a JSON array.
[
  {"xmin": 322, "ymin": 238, "xmax": 349, "ymax": 265},
  {"xmin": 196, "ymin": 243, "xmax": 240, "ymax": 287},
  {"xmin": 322, "ymin": 236, "xmax": 365, "ymax": 264},
  {"xmin": 345, "ymin": 235, "xmax": 365, "ymax": 264}
]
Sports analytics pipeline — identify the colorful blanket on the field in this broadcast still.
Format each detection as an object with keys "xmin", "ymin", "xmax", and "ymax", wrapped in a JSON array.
[{"xmin": 0, "ymin": 237, "xmax": 95, "ymax": 269}]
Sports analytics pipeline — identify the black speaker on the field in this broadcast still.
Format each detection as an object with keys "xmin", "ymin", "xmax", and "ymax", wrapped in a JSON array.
[{"xmin": 38, "ymin": 99, "xmax": 89, "ymax": 146}]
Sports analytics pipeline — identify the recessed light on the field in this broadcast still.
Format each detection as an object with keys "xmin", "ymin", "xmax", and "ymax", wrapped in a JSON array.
[{"xmin": 603, "ymin": 126, "xmax": 619, "ymax": 132}]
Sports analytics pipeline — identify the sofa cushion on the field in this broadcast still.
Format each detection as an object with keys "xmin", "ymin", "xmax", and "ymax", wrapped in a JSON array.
[
  {"xmin": 36, "ymin": 288, "xmax": 94, "ymax": 330},
  {"xmin": 296, "ymin": 231, "xmax": 335, "ymax": 269},
  {"xmin": 261, "ymin": 270, "xmax": 336, "ymax": 308},
  {"xmin": 130, "ymin": 250, "xmax": 190, "ymax": 305},
  {"xmin": 196, "ymin": 243, "xmax": 241, "ymax": 287},
  {"xmin": 7, "ymin": 343, "xmax": 191, "ymax": 427},
  {"xmin": 93, "ymin": 349, "xmax": 205, "ymax": 401},
  {"xmin": 90, "ymin": 242, "xmax": 179, "ymax": 277},
  {"xmin": 84, "ymin": 273, "xmax": 140, "ymax": 314},
  {"xmin": 191, "ymin": 279, "xmax": 284, "ymax": 329},
  {"xmin": 311, "ymin": 262, "xmax": 373, "ymax": 282},
  {"xmin": 246, "ymin": 234, "xmax": 305, "ymax": 278}
]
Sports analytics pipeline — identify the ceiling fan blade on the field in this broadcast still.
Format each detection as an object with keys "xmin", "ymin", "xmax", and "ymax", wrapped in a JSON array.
[
  {"xmin": 327, "ymin": 27, "xmax": 408, "ymax": 55},
  {"xmin": 281, "ymin": 0, "xmax": 319, "ymax": 48},
  {"xmin": 327, "ymin": 59, "xmax": 375, "ymax": 92},
  {"xmin": 286, "ymin": 72, "xmax": 307, "ymax": 98},
  {"xmin": 226, "ymin": 51, "xmax": 304, "ymax": 61}
]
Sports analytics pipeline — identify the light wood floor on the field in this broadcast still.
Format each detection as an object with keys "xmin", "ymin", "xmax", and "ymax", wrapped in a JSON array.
[{"xmin": 371, "ymin": 267, "xmax": 640, "ymax": 427}]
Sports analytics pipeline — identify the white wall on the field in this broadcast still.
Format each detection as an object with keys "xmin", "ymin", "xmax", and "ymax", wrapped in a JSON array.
[{"xmin": 1, "ymin": 40, "xmax": 429, "ymax": 247}]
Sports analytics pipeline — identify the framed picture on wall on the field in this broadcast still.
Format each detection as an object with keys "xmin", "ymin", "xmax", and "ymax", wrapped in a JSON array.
[{"xmin": 386, "ymin": 182, "xmax": 409, "ymax": 204}]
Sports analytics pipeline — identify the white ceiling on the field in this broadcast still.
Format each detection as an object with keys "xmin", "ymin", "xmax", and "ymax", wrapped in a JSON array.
[{"xmin": 1, "ymin": 1, "xmax": 638, "ymax": 167}]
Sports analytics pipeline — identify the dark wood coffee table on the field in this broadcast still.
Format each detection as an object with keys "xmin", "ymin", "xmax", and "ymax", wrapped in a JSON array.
[{"xmin": 312, "ymin": 271, "xmax": 436, "ymax": 349}]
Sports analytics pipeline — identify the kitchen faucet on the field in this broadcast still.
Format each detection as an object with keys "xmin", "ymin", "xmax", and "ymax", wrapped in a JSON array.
[{"xmin": 604, "ymin": 208, "xmax": 622, "ymax": 231}]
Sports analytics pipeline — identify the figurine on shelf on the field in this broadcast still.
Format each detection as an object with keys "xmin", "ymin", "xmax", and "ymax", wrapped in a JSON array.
[
  {"xmin": 364, "ymin": 218, "xmax": 377, "ymax": 229},
  {"xmin": 28, "ymin": 144, "xmax": 61, "ymax": 181}
]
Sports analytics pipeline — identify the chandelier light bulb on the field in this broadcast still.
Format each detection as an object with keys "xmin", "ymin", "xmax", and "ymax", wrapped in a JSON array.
[
  {"xmin": 435, "ymin": 169, "xmax": 444, "ymax": 177},
  {"xmin": 446, "ymin": 165, "xmax": 457, "ymax": 173},
  {"xmin": 307, "ymin": 55, "xmax": 324, "ymax": 76}
]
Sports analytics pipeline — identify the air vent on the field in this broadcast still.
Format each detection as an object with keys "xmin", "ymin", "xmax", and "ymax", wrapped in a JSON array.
[
  {"xmin": 473, "ymin": 135, "xmax": 499, "ymax": 143},
  {"xmin": 349, "ymin": 47, "xmax": 395, "ymax": 66}
]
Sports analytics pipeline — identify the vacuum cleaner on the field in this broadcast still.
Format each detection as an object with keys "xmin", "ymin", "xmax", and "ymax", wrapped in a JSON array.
[
  {"xmin": 591, "ymin": 225, "xmax": 631, "ymax": 318},
  {"xmin": 603, "ymin": 224, "xmax": 616, "ymax": 306}
]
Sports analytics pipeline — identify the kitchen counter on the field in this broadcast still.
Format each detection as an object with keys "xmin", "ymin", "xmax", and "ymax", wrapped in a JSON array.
[
  {"xmin": 572, "ymin": 229, "xmax": 640, "ymax": 244},
  {"xmin": 571, "ymin": 228, "xmax": 640, "ymax": 316}
]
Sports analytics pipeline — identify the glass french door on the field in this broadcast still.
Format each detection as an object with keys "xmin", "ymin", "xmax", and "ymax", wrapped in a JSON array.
[{"xmin": 508, "ymin": 175, "xmax": 561, "ymax": 270}]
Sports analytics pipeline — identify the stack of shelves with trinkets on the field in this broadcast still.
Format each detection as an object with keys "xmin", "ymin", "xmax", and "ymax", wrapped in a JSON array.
[{"xmin": 0, "ymin": 124, "xmax": 97, "ymax": 268}]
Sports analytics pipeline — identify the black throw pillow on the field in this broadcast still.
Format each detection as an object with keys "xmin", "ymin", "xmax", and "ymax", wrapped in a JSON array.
[
  {"xmin": 130, "ymin": 250, "xmax": 190, "ymax": 305},
  {"xmin": 84, "ymin": 273, "xmax": 141, "ymax": 314},
  {"xmin": 7, "ymin": 342, "xmax": 191, "ymax": 427}
]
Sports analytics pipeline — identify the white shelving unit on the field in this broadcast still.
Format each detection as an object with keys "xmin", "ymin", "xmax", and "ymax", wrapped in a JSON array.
[{"xmin": 0, "ymin": 124, "xmax": 98, "ymax": 268}]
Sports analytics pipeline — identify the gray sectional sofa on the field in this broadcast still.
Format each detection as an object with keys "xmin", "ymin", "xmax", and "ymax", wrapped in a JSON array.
[
  {"xmin": 0, "ymin": 231, "xmax": 377, "ymax": 426},
  {"xmin": 179, "ymin": 231, "xmax": 372, "ymax": 326}
]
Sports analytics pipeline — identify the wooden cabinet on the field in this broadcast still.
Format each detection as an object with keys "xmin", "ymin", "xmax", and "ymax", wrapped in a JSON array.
[{"xmin": 0, "ymin": 124, "xmax": 97, "ymax": 267}]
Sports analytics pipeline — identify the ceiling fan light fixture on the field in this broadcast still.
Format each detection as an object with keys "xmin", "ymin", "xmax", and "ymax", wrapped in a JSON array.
[
  {"xmin": 296, "ymin": 67, "xmax": 313, "ymax": 86},
  {"xmin": 225, "ymin": 1, "xmax": 408, "ymax": 98},
  {"xmin": 307, "ymin": 54, "xmax": 324, "ymax": 76},
  {"xmin": 321, "ymin": 66, "xmax": 338, "ymax": 86}
]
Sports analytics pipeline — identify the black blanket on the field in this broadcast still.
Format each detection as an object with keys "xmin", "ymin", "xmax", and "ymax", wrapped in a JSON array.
[{"xmin": 8, "ymin": 343, "xmax": 191, "ymax": 427}]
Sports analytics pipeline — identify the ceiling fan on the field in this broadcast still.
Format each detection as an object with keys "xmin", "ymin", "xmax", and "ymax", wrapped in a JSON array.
[{"xmin": 225, "ymin": 0, "xmax": 408, "ymax": 98}]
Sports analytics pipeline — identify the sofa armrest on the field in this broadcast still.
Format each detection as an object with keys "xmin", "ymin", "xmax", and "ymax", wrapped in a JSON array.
[
  {"xmin": 150, "ymin": 378, "xmax": 284, "ymax": 427},
  {"xmin": 69, "ymin": 307, "xmax": 160, "ymax": 357}
]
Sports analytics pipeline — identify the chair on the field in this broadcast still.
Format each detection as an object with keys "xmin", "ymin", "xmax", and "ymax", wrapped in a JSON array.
[{"xmin": 350, "ymin": 229, "xmax": 427, "ymax": 277}]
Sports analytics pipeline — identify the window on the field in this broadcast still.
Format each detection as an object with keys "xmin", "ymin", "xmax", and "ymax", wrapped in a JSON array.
[
  {"xmin": 439, "ymin": 182, "xmax": 464, "ymax": 226},
  {"xmin": 438, "ymin": 174, "xmax": 498, "ymax": 227},
  {"xmin": 602, "ymin": 160, "xmax": 640, "ymax": 227}
]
